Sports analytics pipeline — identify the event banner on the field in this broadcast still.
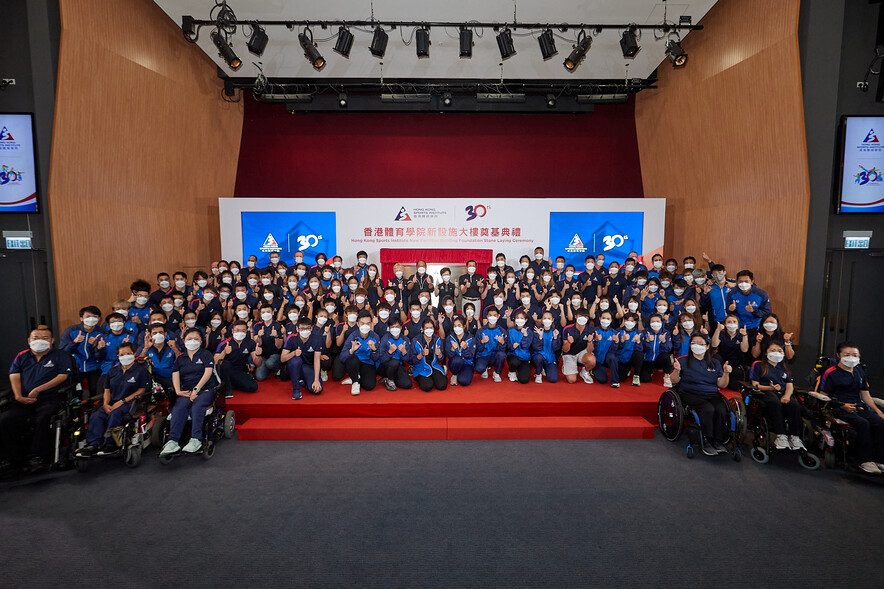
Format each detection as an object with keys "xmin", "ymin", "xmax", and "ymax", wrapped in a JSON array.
[
  {"xmin": 220, "ymin": 198, "xmax": 665, "ymax": 267},
  {"xmin": 840, "ymin": 116, "xmax": 884, "ymax": 213},
  {"xmin": 0, "ymin": 113, "xmax": 38, "ymax": 213}
]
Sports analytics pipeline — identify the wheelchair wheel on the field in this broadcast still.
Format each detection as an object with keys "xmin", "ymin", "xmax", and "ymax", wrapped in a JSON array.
[
  {"xmin": 223, "ymin": 410, "xmax": 236, "ymax": 439},
  {"xmin": 150, "ymin": 418, "xmax": 166, "ymax": 448},
  {"xmin": 658, "ymin": 389, "xmax": 684, "ymax": 441},
  {"xmin": 124, "ymin": 445, "xmax": 142, "ymax": 468},
  {"xmin": 158, "ymin": 453, "xmax": 174, "ymax": 465},
  {"xmin": 732, "ymin": 446, "xmax": 742, "ymax": 462},
  {"xmin": 824, "ymin": 449, "xmax": 836, "ymax": 470},
  {"xmin": 202, "ymin": 440, "xmax": 215, "ymax": 461},
  {"xmin": 727, "ymin": 395, "xmax": 747, "ymax": 442},
  {"xmin": 751, "ymin": 447, "xmax": 769, "ymax": 464},
  {"xmin": 799, "ymin": 452, "xmax": 821, "ymax": 471}
]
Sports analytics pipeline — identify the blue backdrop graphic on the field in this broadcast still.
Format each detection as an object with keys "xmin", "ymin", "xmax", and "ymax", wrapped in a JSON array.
[
  {"xmin": 549, "ymin": 212, "xmax": 644, "ymax": 267},
  {"xmin": 241, "ymin": 212, "xmax": 337, "ymax": 266}
]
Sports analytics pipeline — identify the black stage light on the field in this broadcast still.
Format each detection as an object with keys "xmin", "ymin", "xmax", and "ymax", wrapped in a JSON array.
[
  {"xmin": 338, "ymin": 93, "xmax": 348, "ymax": 108},
  {"xmin": 620, "ymin": 26, "xmax": 640, "ymax": 58},
  {"xmin": 563, "ymin": 31, "xmax": 591, "ymax": 72},
  {"xmin": 546, "ymin": 93, "xmax": 556, "ymax": 107},
  {"xmin": 298, "ymin": 30, "xmax": 325, "ymax": 70},
  {"xmin": 369, "ymin": 26, "xmax": 388, "ymax": 57},
  {"xmin": 496, "ymin": 27, "xmax": 516, "ymax": 60},
  {"xmin": 666, "ymin": 39, "xmax": 687, "ymax": 67},
  {"xmin": 416, "ymin": 27, "xmax": 430, "ymax": 58},
  {"xmin": 211, "ymin": 30, "xmax": 242, "ymax": 70},
  {"xmin": 442, "ymin": 92, "xmax": 452, "ymax": 106},
  {"xmin": 538, "ymin": 29, "xmax": 557, "ymax": 60},
  {"xmin": 334, "ymin": 26, "xmax": 354, "ymax": 58},
  {"xmin": 459, "ymin": 27, "xmax": 473, "ymax": 58},
  {"xmin": 182, "ymin": 16, "xmax": 196, "ymax": 38},
  {"xmin": 247, "ymin": 24, "xmax": 268, "ymax": 56}
]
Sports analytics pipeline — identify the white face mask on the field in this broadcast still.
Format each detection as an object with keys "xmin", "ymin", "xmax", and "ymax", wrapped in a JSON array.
[
  {"xmin": 624, "ymin": 320, "xmax": 636, "ymax": 330},
  {"xmin": 666, "ymin": 265, "xmax": 677, "ymax": 273},
  {"xmin": 625, "ymin": 265, "xmax": 634, "ymax": 272},
  {"xmin": 159, "ymin": 280, "xmax": 170, "ymax": 289},
  {"xmin": 419, "ymin": 297, "xmax": 429, "ymax": 305},
  {"xmin": 599, "ymin": 302, "xmax": 610, "ymax": 310},
  {"xmin": 550, "ymin": 297, "xmax": 560, "ymax": 305},
  {"xmin": 263, "ymin": 292, "xmax": 274, "ymax": 301},
  {"xmin": 521, "ymin": 262, "xmax": 529, "ymax": 269},
  {"xmin": 417, "ymin": 267, "xmax": 426, "ymax": 275},
  {"xmin": 423, "ymin": 328, "xmax": 435, "ymax": 337},
  {"xmin": 494, "ymin": 298, "xmax": 504, "ymax": 307},
  {"xmin": 650, "ymin": 322, "xmax": 662, "ymax": 331},
  {"xmin": 453, "ymin": 326, "xmax": 464, "ymax": 336},
  {"xmin": 277, "ymin": 268, "xmax": 287, "ymax": 277},
  {"xmin": 29, "ymin": 340, "xmax": 51, "ymax": 353},
  {"xmin": 660, "ymin": 281, "xmax": 671, "ymax": 289},
  {"xmin": 326, "ymin": 305, "xmax": 336, "ymax": 314},
  {"xmin": 270, "ymin": 257, "xmax": 280, "ymax": 264},
  {"xmin": 487, "ymin": 316, "xmax": 498, "ymax": 325},
  {"xmin": 184, "ymin": 340, "xmax": 201, "ymax": 351},
  {"xmin": 288, "ymin": 313, "xmax": 299, "ymax": 323},
  {"xmin": 684, "ymin": 263, "xmax": 694, "ymax": 270},
  {"xmin": 332, "ymin": 286, "xmax": 341, "ymax": 294},
  {"xmin": 358, "ymin": 257, "xmax": 367, "ymax": 265},
  {"xmin": 442, "ymin": 275, "xmax": 450, "ymax": 282},
  {"xmin": 627, "ymin": 302, "xmax": 639, "ymax": 311},
  {"xmin": 609, "ymin": 268, "xmax": 619, "ymax": 276},
  {"xmin": 233, "ymin": 331, "xmax": 247, "ymax": 342},
  {"xmin": 395, "ymin": 271, "xmax": 403, "ymax": 279},
  {"xmin": 118, "ymin": 354, "xmax": 135, "ymax": 366},
  {"xmin": 535, "ymin": 253, "xmax": 544, "ymax": 261},
  {"xmin": 682, "ymin": 320, "xmax": 695, "ymax": 331},
  {"xmin": 220, "ymin": 293, "xmax": 230, "ymax": 301},
  {"xmin": 317, "ymin": 260, "xmax": 327, "ymax": 267},
  {"xmin": 444, "ymin": 305, "xmax": 454, "ymax": 314},
  {"xmin": 348, "ymin": 313, "xmax": 358, "ymax": 323},
  {"xmin": 656, "ymin": 305, "xmax": 668, "ymax": 314},
  {"xmin": 309, "ymin": 283, "xmax": 319, "ymax": 291},
  {"xmin": 83, "ymin": 316, "xmax": 100, "ymax": 327},
  {"xmin": 542, "ymin": 318, "xmax": 553, "ymax": 328},
  {"xmin": 573, "ymin": 299, "xmax": 582, "ymax": 307},
  {"xmin": 385, "ymin": 294, "xmax": 396, "ymax": 303},
  {"xmin": 247, "ymin": 261, "xmax": 256, "ymax": 268},
  {"xmin": 526, "ymin": 273, "xmax": 535, "ymax": 280},
  {"xmin": 684, "ymin": 305, "xmax": 697, "ymax": 314},
  {"xmin": 210, "ymin": 319, "xmax": 222, "ymax": 329},
  {"xmin": 690, "ymin": 343, "xmax": 707, "ymax": 356},
  {"xmin": 297, "ymin": 269, "xmax": 306, "ymax": 277},
  {"xmin": 556, "ymin": 262, "xmax": 564, "ymax": 270},
  {"xmin": 695, "ymin": 277, "xmax": 706, "ymax": 285},
  {"xmin": 522, "ymin": 298, "xmax": 531, "ymax": 306},
  {"xmin": 506, "ymin": 277, "xmax": 515, "ymax": 285},
  {"xmin": 358, "ymin": 324, "xmax": 371, "ymax": 335},
  {"xmin": 389, "ymin": 328, "xmax": 401, "ymax": 338},
  {"xmin": 653, "ymin": 260, "xmax": 663, "ymax": 269},
  {"xmin": 648, "ymin": 285, "xmax": 659, "ymax": 293},
  {"xmin": 261, "ymin": 312, "xmax": 273, "ymax": 322},
  {"xmin": 317, "ymin": 316, "xmax": 328, "ymax": 326},
  {"xmin": 370, "ymin": 309, "xmax": 386, "ymax": 321},
  {"xmin": 231, "ymin": 268, "xmax": 240, "ymax": 275},
  {"xmin": 841, "ymin": 356, "xmax": 860, "ymax": 368},
  {"xmin": 109, "ymin": 322, "xmax": 124, "ymax": 332},
  {"xmin": 767, "ymin": 351, "xmax": 784, "ymax": 364},
  {"xmin": 288, "ymin": 282, "xmax": 298, "ymax": 290},
  {"xmin": 134, "ymin": 296, "xmax": 147, "ymax": 306},
  {"xmin": 497, "ymin": 260, "xmax": 505, "ymax": 268},
  {"xmin": 203, "ymin": 293, "xmax": 215, "ymax": 302},
  {"xmin": 599, "ymin": 318, "xmax": 611, "ymax": 328},
  {"xmin": 175, "ymin": 280, "xmax": 186, "ymax": 289},
  {"xmin": 763, "ymin": 322, "xmax": 777, "ymax": 332},
  {"xmin": 465, "ymin": 309, "xmax": 475, "ymax": 317},
  {"xmin": 515, "ymin": 318, "xmax": 527, "ymax": 327},
  {"xmin": 355, "ymin": 296, "xmax": 366, "ymax": 304},
  {"xmin": 596, "ymin": 260, "xmax": 605, "ymax": 267},
  {"xmin": 236, "ymin": 310, "xmax": 250, "ymax": 319},
  {"xmin": 725, "ymin": 323, "xmax": 738, "ymax": 333},
  {"xmin": 637, "ymin": 279, "xmax": 647, "ymax": 286},
  {"xmin": 737, "ymin": 282, "xmax": 752, "ymax": 292},
  {"xmin": 323, "ymin": 272, "xmax": 332, "ymax": 280},
  {"xmin": 249, "ymin": 279, "xmax": 259, "ymax": 287},
  {"xmin": 197, "ymin": 279, "xmax": 208, "ymax": 288},
  {"xmin": 576, "ymin": 316, "xmax": 588, "ymax": 326},
  {"xmin": 467, "ymin": 266, "xmax": 476, "ymax": 275},
  {"xmin": 542, "ymin": 275, "xmax": 551, "ymax": 283},
  {"xmin": 261, "ymin": 278, "xmax": 272, "ymax": 286},
  {"xmin": 152, "ymin": 333, "xmax": 166, "ymax": 344},
  {"xmin": 488, "ymin": 274, "xmax": 497, "ymax": 281},
  {"xmin": 411, "ymin": 310, "xmax": 421, "ymax": 320},
  {"xmin": 673, "ymin": 288, "xmax": 685, "ymax": 296},
  {"xmin": 184, "ymin": 319, "xmax": 197, "ymax": 328}
]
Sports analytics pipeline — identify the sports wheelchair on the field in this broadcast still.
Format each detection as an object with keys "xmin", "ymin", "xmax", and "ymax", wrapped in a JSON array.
[
  {"xmin": 799, "ymin": 356, "xmax": 860, "ymax": 471},
  {"xmin": 657, "ymin": 385, "xmax": 746, "ymax": 461}
]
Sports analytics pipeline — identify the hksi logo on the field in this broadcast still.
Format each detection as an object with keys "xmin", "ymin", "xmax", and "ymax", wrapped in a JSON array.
[
  {"xmin": 260, "ymin": 233, "xmax": 282, "ymax": 253},
  {"xmin": 0, "ymin": 127, "xmax": 13, "ymax": 141},
  {"xmin": 394, "ymin": 206, "xmax": 412, "ymax": 221},
  {"xmin": 464, "ymin": 204, "xmax": 488, "ymax": 221},
  {"xmin": 602, "ymin": 234, "xmax": 628, "ymax": 252},
  {"xmin": 296, "ymin": 234, "xmax": 322, "ymax": 251},
  {"xmin": 863, "ymin": 128, "xmax": 880, "ymax": 143}
]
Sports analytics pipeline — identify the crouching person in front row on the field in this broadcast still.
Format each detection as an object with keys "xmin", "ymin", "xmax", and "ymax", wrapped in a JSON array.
[
  {"xmin": 377, "ymin": 317, "xmax": 413, "ymax": 391},
  {"xmin": 339, "ymin": 311, "xmax": 380, "ymax": 396},
  {"xmin": 160, "ymin": 329, "xmax": 215, "ymax": 455},
  {"xmin": 281, "ymin": 317, "xmax": 323, "ymax": 400},
  {"xmin": 214, "ymin": 320, "xmax": 261, "ymax": 399}
]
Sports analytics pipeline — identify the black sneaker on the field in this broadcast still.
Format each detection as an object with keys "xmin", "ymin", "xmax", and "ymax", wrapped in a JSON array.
[
  {"xmin": 79, "ymin": 445, "xmax": 98, "ymax": 457},
  {"xmin": 701, "ymin": 438, "xmax": 718, "ymax": 457},
  {"xmin": 384, "ymin": 378, "xmax": 397, "ymax": 391},
  {"xmin": 225, "ymin": 391, "xmax": 234, "ymax": 399},
  {"xmin": 291, "ymin": 390, "xmax": 302, "ymax": 400},
  {"xmin": 712, "ymin": 441, "xmax": 728, "ymax": 454}
]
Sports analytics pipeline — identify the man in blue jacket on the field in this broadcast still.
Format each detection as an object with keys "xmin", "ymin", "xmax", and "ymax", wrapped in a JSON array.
[
  {"xmin": 726, "ymin": 270, "xmax": 770, "ymax": 340},
  {"xmin": 339, "ymin": 311, "xmax": 380, "ymax": 396},
  {"xmin": 59, "ymin": 305, "xmax": 105, "ymax": 395}
]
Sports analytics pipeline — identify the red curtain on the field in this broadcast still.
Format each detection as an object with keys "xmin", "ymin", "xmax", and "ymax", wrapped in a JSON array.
[{"xmin": 380, "ymin": 248, "xmax": 493, "ymax": 281}]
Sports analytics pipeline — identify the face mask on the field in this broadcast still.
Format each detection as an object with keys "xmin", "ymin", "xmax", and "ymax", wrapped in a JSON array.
[
  {"xmin": 627, "ymin": 302, "xmax": 639, "ymax": 311},
  {"xmin": 535, "ymin": 253, "xmax": 544, "ymax": 261},
  {"xmin": 159, "ymin": 280, "xmax": 170, "ymax": 289},
  {"xmin": 648, "ymin": 285, "xmax": 659, "ymax": 293},
  {"xmin": 30, "ymin": 340, "xmax": 51, "ymax": 353},
  {"xmin": 625, "ymin": 265, "xmax": 634, "ymax": 272},
  {"xmin": 395, "ymin": 271, "xmax": 403, "ymax": 279},
  {"xmin": 184, "ymin": 340, "xmax": 201, "ymax": 351},
  {"xmin": 599, "ymin": 302, "xmax": 610, "ymax": 310},
  {"xmin": 355, "ymin": 296, "xmax": 366, "ymax": 304},
  {"xmin": 497, "ymin": 260, "xmax": 505, "ymax": 268},
  {"xmin": 656, "ymin": 305, "xmax": 668, "ymax": 314},
  {"xmin": 197, "ymin": 279, "xmax": 208, "ymax": 288},
  {"xmin": 695, "ymin": 277, "xmax": 706, "ymax": 285},
  {"xmin": 316, "ymin": 316, "xmax": 328, "ymax": 326},
  {"xmin": 261, "ymin": 313, "xmax": 273, "ymax": 322},
  {"xmin": 522, "ymin": 298, "xmax": 531, "ymax": 306},
  {"xmin": 542, "ymin": 318, "xmax": 553, "ymax": 328},
  {"xmin": 682, "ymin": 320, "xmax": 695, "ymax": 330},
  {"xmin": 556, "ymin": 262, "xmax": 564, "ymax": 270},
  {"xmin": 515, "ymin": 318, "xmax": 527, "ymax": 327},
  {"xmin": 423, "ymin": 328, "xmax": 435, "ymax": 337},
  {"xmin": 624, "ymin": 320, "xmax": 636, "ymax": 330},
  {"xmin": 650, "ymin": 322, "xmax": 662, "ymax": 331},
  {"xmin": 175, "ymin": 280, "xmax": 186, "ymax": 289},
  {"xmin": 503, "ymin": 277, "xmax": 514, "ymax": 285},
  {"xmin": 738, "ymin": 282, "xmax": 752, "ymax": 292},
  {"xmin": 442, "ymin": 275, "xmax": 450, "ymax": 282},
  {"xmin": 379, "ymin": 310, "xmax": 390, "ymax": 320},
  {"xmin": 766, "ymin": 351, "xmax": 785, "ymax": 364},
  {"xmin": 550, "ymin": 297, "xmax": 561, "ymax": 305},
  {"xmin": 329, "ymin": 286, "xmax": 340, "ymax": 294},
  {"xmin": 223, "ymin": 277, "xmax": 233, "ymax": 285},
  {"xmin": 488, "ymin": 273, "xmax": 497, "ymax": 281},
  {"xmin": 294, "ymin": 257, "xmax": 304, "ymax": 264},
  {"xmin": 570, "ymin": 298, "xmax": 581, "ymax": 308},
  {"xmin": 666, "ymin": 265, "xmax": 677, "ymax": 273},
  {"xmin": 248, "ymin": 279, "xmax": 259, "ymax": 287},
  {"xmin": 109, "ymin": 322, "xmax": 124, "ymax": 332},
  {"xmin": 576, "ymin": 316, "xmax": 588, "ymax": 326},
  {"xmin": 684, "ymin": 275, "xmax": 694, "ymax": 284},
  {"xmin": 487, "ymin": 316, "xmax": 499, "ymax": 325},
  {"xmin": 653, "ymin": 260, "xmax": 663, "ymax": 269},
  {"xmin": 233, "ymin": 331, "xmax": 247, "ymax": 342},
  {"xmin": 365, "ymin": 270, "xmax": 376, "ymax": 280},
  {"xmin": 278, "ymin": 268, "xmax": 287, "ymax": 277},
  {"xmin": 324, "ymin": 304, "xmax": 337, "ymax": 314},
  {"xmin": 348, "ymin": 283, "xmax": 358, "ymax": 291},
  {"xmin": 237, "ymin": 310, "xmax": 249, "ymax": 319},
  {"xmin": 231, "ymin": 268, "xmax": 240, "ymax": 275},
  {"xmin": 526, "ymin": 273, "xmax": 535, "ymax": 280},
  {"xmin": 599, "ymin": 319, "xmax": 611, "ymax": 328},
  {"xmin": 247, "ymin": 261, "xmax": 256, "ymax": 268},
  {"xmin": 465, "ymin": 309, "xmax": 475, "ymax": 317},
  {"xmin": 419, "ymin": 297, "xmax": 429, "ymax": 305},
  {"xmin": 673, "ymin": 288, "xmax": 685, "ymax": 296},
  {"xmin": 118, "ymin": 354, "xmax": 135, "ymax": 366},
  {"xmin": 596, "ymin": 260, "xmax": 604, "ymax": 267},
  {"xmin": 329, "ymin": 261, "xmax": 339, "ymax": 269},
  {"xmin": 685, "ymin": 305, "xmax": 697, "ymax": 314},
  {"xmin": 358, "ymin": 257, "xmax": 367, "ymax": 265},
  {"xmin": 494, "ymin": 298, "xmax": 504, "ymax": 307},
  {"xmin": 521, "ymin": 262, "xmax": 529, "ymax": 270},
  {"xmin": 288, "ymin": 313, "xmax": 299, "ymax": 323},
  {"xmin": 389, "ymin": 328, "xmax": 401, "ymax": 338},
  {"xmin": 358, "ymin": 324, "xmax": 371, "ymax": 335},
  {"xmin": 725, "ymin": 323, "xmax": 738, "ymax": 333},
  {"xmin": 317, "ymin": 259, "xmax": 327, "ymax": 267},
  {"xmin": 417, "ymin": 267, "xmax": 426, "ymax": 275},
  {"xmin": 560, "ymin": 271, "xmax": 571, "ymax": 280},
  {"xmin": 690, "ymin": 343, "xmax": 707, "ymax": 356},
  {"xmin": 270, "ymin": 257, "xmax": 280, "ymax": 264},
  {"xmin": 684, "ymin": 263, "xmax": 694, "ymax": 270},
  {"xmin": 309, "ymin": 283, "xmax": 319, "ymax": 291},
  {"xmin": 263, "ymin": 292, "xmax": 274, "ymax": 301},
  {"xmin": 287, "ymin": 282, "xmax": 298, "ymax": 291},
  {"xmin": 152, "ymin": 333, "xmax": 166, "ymax": 344},
  {"xmin": 841, "ymin": 356, "xmax": 860, "ymax": 368},
  {"xmin": 453, "ymin": 326, "xmax": 464, "ymax": 336},
  {"xmin": 637, "ymin": 279, "xmax": 647, "ymax": 286},
  {"xmin": 261, "ymin": 278, "xmax": 271, "ymax": 286},
  {"xmin": 542, "ymin": 275, "xmax": 551, "ymax": 283},
  {"xmin": 321, "ymin": 272, "xmax": 331, "ymax": 280},
  {"xmin": 203, "ymin": 293, "xmax": 215, "ymax": 302},
  {"xmin": 385, "ymin": 294, "xmax": 396, "ymax": 303},
  {"xmin": 292, "ymin": 328, "xmax": 309, "ymax": 340},
  {"xmin": 348, "ymin": 313, "xmax": 358, "ymax": 323},
  {"xmin": 763, "ymin": 322, "xmax": 777, "ymax": 332},
  {"xmin": 444, "ymin": 305, "xmax": 454, "ymax": 314},
  {"xmin": 467, "ymin": 266, "xmax": 476, "ymax": 275},
  {"xmin": 83, "ymin": 316, "xmax": 100, "ymax": 327},
  {"xmin": 660, "ymin": 281, "xmax": 671, "ymax": 289},
  {"xmin": 411, "ymin": 310, "xmax": 421, "ymax": 320},
  {"xmin": 293, "ymin": 300, "xmax": 305, "ymax": 310},
  {"xmin": 714, "ymin": 273, "xmax": 725, "ymax": 282},
  {"xmin": 295, "ymin": 269, "xmax": 305, "ymax": 278},
  {"xmin": 609, "ymin": 268, "xmax": 620, "ymax": 276},
  {"xmin": 210, "ymin": 319, "xmax": 222, "ymax": 328}
]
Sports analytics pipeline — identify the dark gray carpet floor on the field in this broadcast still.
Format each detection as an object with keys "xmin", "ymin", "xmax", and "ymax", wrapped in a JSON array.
[{"xmin": 1, "ymin": 432, "xmax": 882, "ymax": 589}]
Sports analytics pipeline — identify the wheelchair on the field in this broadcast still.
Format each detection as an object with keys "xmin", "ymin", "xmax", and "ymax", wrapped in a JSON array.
[
  {"xmin": 799, "ymin": 357, "xmax": 860, "ymax": 471},
  {"xmin": 657, "ymin": 385, "xmax": 746, "ymax": 461},
  {"xmin": 738, "ymin": 383, "xmax": 821, "ymax": 470}
]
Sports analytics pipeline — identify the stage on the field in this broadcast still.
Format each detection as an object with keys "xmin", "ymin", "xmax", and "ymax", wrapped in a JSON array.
[{"xmin": 228, "ymin": 376, "xmax": 666, "ymax": 441}]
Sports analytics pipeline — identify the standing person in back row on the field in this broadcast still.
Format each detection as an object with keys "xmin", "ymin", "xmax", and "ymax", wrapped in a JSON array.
[{"xmin": 726, "ymin": 270, "xmax": 770, "ymax": 342}]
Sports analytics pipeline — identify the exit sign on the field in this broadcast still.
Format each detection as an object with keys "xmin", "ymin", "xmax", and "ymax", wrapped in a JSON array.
[
  {"xmin": 844, "ymin": 236, "xmax": 870, "ymax": 249},
  {"xmin": 5, "ymin": 236, "xmax": 32, "ymax": 250}
]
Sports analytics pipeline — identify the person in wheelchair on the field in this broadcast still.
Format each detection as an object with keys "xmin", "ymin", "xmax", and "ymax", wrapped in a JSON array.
[
  {"xmin": 669, "ymin": 334, "xmax": 733, "ymax": 456},
  {"xmin": 138, "ymin": 323, "xmax": 177, "ymax": 401},
  {"xmin": 749, "ymin": 342, "xmax": 805, "ymax": 451},
  {"xmin": 820, "ymin": 341, "xmax": 884, "ymax": 475},
  {"xmin": 160, "ymin": 328, "xmax": 215, "ymax": 456},
  {"xmin": 80, "ymin": 342, "xmax": 147, "ymax": 455},
  {"xmin": 0, "ymin": 326, "xmax": 73, "ymax": 474}
]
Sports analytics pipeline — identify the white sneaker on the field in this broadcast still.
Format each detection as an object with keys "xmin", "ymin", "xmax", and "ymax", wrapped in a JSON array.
[
  {"xmin": 508, "ymin": 371, "xmax": 517, "ymax": 382},
  {"xmin": 611, "ymin": 382, "xmax": 620, "ymax": 388},
  {"xmin": 535, "ymin": 375, "xmax": 543, "ymax": 384},
  {"xmin": 632, "ymin": 374, "xmax": 641, "ymax": 387},
  {"xmin": 876, "ymin": 463, "xmax": 884, "ymax": 473},
  {"xmin": 492, "ymin": 372, "xmax": 502, "ymax": 383},
  {"xmin": 450, "ymin": 375, "xmax": 458, "ymax": 386},
  {"xmin": 579, "ymin": 369, "xmax": 593, "ymax": 384},
  {"xmin": 481, "ymin": 369, "xmax": 489, "ymax": 379},
  {"xmin": 351, "ymin": 382, "xmax": 360, "ymax": 396},
  {"xmin": 774, "ymin": 434, "xmax": 790, "ymax": 450},
  {"xmin": 160, "ymin": 440, "xmax": 179, "ymax": 455},
  {"xmin": 320, "ymin": 370, "xmax": 328, "ymax": 382},
  {"xmin": 860, "ymin": 461, "xmax": 882, "ymax": 474},
  {"xmin": 182, "ymin": 438, "xmax": 202, "ymax": 453},
  {"xmin": 663, "ymin": 374, "xmax": 672, "ymax": 388},
  {"xmin": 789, "ymin": 435, "xmax": 806, "ymax": 451},
  {"xmin": 341, "ymin": 377, "xmax": 352, "ymax": 385}
]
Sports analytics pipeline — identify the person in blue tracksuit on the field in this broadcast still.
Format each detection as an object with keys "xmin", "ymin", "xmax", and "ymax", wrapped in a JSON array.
[
  {"xmin": 81, "ymin": 342, "xmax": 148, "ymax": 453},
  {"xmin": 561, "ymin": 309, "xmax": 595, "ymax": 384},
  {"xmin": 339, "ymin": 311, "xmax": 380, "ymax": 396},
  {"xmin": 726, "ymin": 270, "xmax": 771, "ymax": 339},
  {"xmin": 214, "ymin": 320, "xmax": 260, "ymax": 399},
  {"xmin": 556, "ymin": 265, "xmax": 580, "ymax": 301},
  {"xmin": 376, "ymin": 317, "xmax": 412, "ymax": 391},
  {"xmin": 410, "ymin": 319, "xmax": 447, "ymax": 392},
  {"xmin": 591, "ymin": 311, "xmax": 620, "ymax": 387},
  {"xmin": 670, "ymin": 335, "xmax": 733, "ymax": 456},
  {"xmin": 60, "ymin": 305, "xmax": 106, "ymax": 395},
  {"xmin": 281, "ymin": 317, "xmax": 323, "ymax": 400},
  {"xmin": 160, "ymin": 329, "xmax": 216, "ymax": 455},
  {"xmin": 100, "ymin": 313, "xmax": 137, "ymax": 375},
  {"xmin": 671, "ymin": 314, "xmax": 704, "ymax": 358},
  {"xmin": 128, "ymin": 280, "xmax": 153, "ymax": 329},
  {"xmin": 640, "ymin": 314, "xmax": 673, "ymax": 386},
  {"xmin": 531, "ymin": 312, "xmax": 562, "ymax": 384},
  {"xmin": 139, "ymin": 323, "xmax": 178, "ymax": 399},
  {"xmin": 616, "ymin": 313, "xmax": 644, "ymax": 386},
  {"xmin": 446, "ymin": 316, "xmax": 476, "ymax": 387},
  {"xmin": 474, "ymin": 307, "xmax": 508, "ymax": 382},
  {"xmin": 640, "ymin": 277, "xmax": 665, "ymax": 319},
  {"xmin": 706, "ymin": 263, "xmax": 735, "ymax": 332},
  {"xmin": 506, "ymin": 310, "xmax": 535, "ymax": 384}
]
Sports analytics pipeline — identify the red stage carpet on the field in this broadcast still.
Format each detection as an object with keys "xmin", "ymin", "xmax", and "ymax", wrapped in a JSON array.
[{"xmin": 228, "ymin": 376, "xmax": 666, "ymax": 441}]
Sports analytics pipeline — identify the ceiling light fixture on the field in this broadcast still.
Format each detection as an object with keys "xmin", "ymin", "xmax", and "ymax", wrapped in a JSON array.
[
  {"xmin": 538, "ymin": 29, "xmax": 557, "ymax": 61},
  {"xmin": 496, "ymin": 26, "xmax": 516, "ymax": 60},
  {"xmin": 563, "ymin": 30, "xmax": 591, "ymax": 72},
  {"xmin": 334, "ymin": 25, "xmax": 354, "ymax": 58},
  {"xmin": 211, "ymin": 30, "xmax": 242, "ymax": 70},
  {"xmin": 369, "ymin": 25, "xmax": 389, "ymax": 58},
  {"xmin": 298, "ymin": 28, "xmax": 325, "ymax": 70}
]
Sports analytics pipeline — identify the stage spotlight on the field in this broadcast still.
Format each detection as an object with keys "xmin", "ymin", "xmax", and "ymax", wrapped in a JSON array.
[
  {"xmin": 666, "ymin": 39, "xmax": 687, "ymax": 67},
  {"xmin": 298, "ymin": 30, "xmax": 325, "ymax": 70},
  {"xmin": 620, "ymin": 26, "xmax": 639, "ymax": 58},
  {"xmin": 459, "ymin": 27, "xmax": 473, "ymax": 58},
  {"xmin": 247, "ymin": 24, "xmax": 268, "ymax": 56},
  {"xmin": 496, "ymin": 27, "xmax": 516, "ymax": 60},
  {"xmin": 442, "ymin": 92, "xmax": 452, "ymax": 106},
  {"xmin": 538, "ymin": 29, "xmax": 557, "ymax": 61},
  {"xmin": 334, "ymin": 26, "xmax": 354, "ymax": 58},
  {"xmin": 416, "ymin": 27, "xmax": 430, "ymax": 58},
  {"xmin": 211, "ymin": 30, "xmax": 242, "ymax": 70},
  {"xmin": 369, "ymin": 25, "xmax": 388, "ymax": 57},
  {"xmin": 338, "ymin": 93, "xmax": 348, "ymax": 108},
  {"xmin": 563, "ymin": 31, "xmax": 591, "ymax": 72},
  {"xmin": 546, "ymin": 93, "xmax": 556, "ymax": 107}
]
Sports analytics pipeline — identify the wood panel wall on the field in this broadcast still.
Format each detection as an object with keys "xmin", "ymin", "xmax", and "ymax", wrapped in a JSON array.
[
  {"xmin": 48, "ymin": 0, "xmax": 243, "ymax": 326},
  {"xmin": 635, "ymin": 0, "xmax": 810, "ymax": 338}
]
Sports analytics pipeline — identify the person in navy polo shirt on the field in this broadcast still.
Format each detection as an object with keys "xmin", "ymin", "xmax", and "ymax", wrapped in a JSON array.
[
  {"xmin": 749, "ymin": 342, "xmax": 804, "ymax": 452},
  {"xmin": 0, "ymin": 326, "xmax": 73, "ymax": 473},
  {"xmin": 80, "ymin": 341, "xmax": 148, "ymax": 454},
  {"xmin": 281, "ymin": 317, "xmax": 323, "ymax": 400},
  {"xmin": 215, "ymin": 320, "xmax": 262, "ymax": 399},
  {"xmin": 160, "ymin": 329, "xmax": 216, "ymax": 456},
  {"xmin": 561, "ymin": 308, "xmax": 595, "ymax": 384},
  {"xmin": 820, "ymin": 341, "xmax": 884, "ymax": 475}
]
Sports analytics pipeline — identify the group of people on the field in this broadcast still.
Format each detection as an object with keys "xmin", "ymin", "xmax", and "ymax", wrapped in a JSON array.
[{"xmin": 2, "ymin": 247, "xmax": 881, "ymax": 474}]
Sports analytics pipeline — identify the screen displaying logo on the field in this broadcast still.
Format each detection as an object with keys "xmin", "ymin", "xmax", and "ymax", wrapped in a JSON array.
[
  {"xmin": 0, "ymin": 165, "xmax": 24, "ymax": 185},
  {"xmin": 394, "ymin": 206, "xmax": 412, "ymax": 221},
  {"xmin": 0, "ymin": 126, "xmax": 14, "ymax": 141},
  {"xmin": 854, "ymin": 165, "xmax": 883, "ymax": 186},
  {"xmin": 863, "ymin": 129, "xmax": 879, "ymax": 143},
  {"xmin": 550, "ymin": 211, "xmax": 643, "ymax": 266},
  {"xmin": 0, "ymin": 114, "xmax": 37, "ymax": 212},
  {"xmin": 241, "ymin": 211, "xmax": 336, "ymax": 266},
  {"xmin": 464, "ymin": 204, "xmax": 488, "ymax": 221}
]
